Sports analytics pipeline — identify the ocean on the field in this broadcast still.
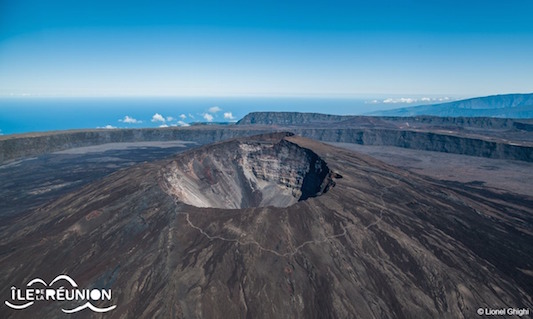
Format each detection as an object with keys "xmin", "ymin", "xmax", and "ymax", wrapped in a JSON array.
[{"xmin": 0, "ymin": 97, "xmax": 393, "ymax": 135}]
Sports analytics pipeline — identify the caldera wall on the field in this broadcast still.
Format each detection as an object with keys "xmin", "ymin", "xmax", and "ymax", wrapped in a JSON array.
[{"xmin": 1, "ymin": 114, "xmax": 533, "ymax": 163}]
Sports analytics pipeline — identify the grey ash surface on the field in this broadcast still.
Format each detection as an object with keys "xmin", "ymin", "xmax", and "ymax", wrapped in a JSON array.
[
  {"xmin": 329, "ymin": 143, "xmax": 533, "ymax": 197},
  {"xmin": 0, "ymin": 141, "xmax": 197, "ymax": 218}
]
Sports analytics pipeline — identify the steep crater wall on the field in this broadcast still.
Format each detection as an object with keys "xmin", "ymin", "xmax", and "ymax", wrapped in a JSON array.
[{"xmin": 162, "ymin": 135, "xmax": 335, "ymax": 209}]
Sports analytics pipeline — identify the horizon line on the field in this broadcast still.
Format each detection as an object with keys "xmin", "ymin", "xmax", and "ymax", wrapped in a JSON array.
[{"xmin": 0, "ymin": 92, "xmax": 493, "ymax": 99}]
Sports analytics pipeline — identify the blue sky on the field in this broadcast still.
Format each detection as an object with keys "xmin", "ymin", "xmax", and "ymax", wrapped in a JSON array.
[{"xmin": 1, "ymin": 0, "xmax": 533, "ymax": 97}]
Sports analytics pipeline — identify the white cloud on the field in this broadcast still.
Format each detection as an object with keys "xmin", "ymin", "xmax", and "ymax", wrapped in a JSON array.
[
  {"xmin": 98, "ymin": 125, "xmax": 117, "ymax": 129},
  {"xmin": 166, "ymin": 116, "xmax": 174, "ymax": 122},
  {"xmin": 188, "ymin": 113, "xmax": 195, "ymax": 119},
  {"xmin": 379, "ymin": 97, "xmax": 453, "ymax": 104},
  {"xmin": 177, "ymin": 120, "xmax": 190, "ymax": 127},
  {"xmin": 203, "ymin": 113, "xmax": 214, "ymax": 122},
  {"xmin": 208, "ymin": 106, "xmax": 222, "ymax": 113},
  {"xmin": 151, "ymin": 113, "xmax": 166, "ymax": 123},
  {"xmin": 119, "ymin": 115, "xmax": 142, "ymax": 124},
  {"xmin": 383, "ymin": 97, "xmax": 417, "ymax": 104},
  {"xmin": 421, "ymin": 97, "xmax": 450, "ymax": 102},
  {"xmin": 0, "ymin": 129, "xmax": 3, "ymax": 135},
  {"xmin": 159, "ymin": 124, "xmax": 169, "ymax": 128},
  {"xmin": 179, "ymin": 114, "xmax": 187, "ymax": 120},
  {"xmin": 371, "ymin": 96, "xmax": 452, "ymax": 104},
  {"xmin": 223, "ymin": 112, "xmax": 236, "ymax": 120}
]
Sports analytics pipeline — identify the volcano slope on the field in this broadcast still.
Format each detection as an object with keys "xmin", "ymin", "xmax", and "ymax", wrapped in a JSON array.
[{"xmin": 1, "ymin": 132, "xmax": 532, "ymax": 318}]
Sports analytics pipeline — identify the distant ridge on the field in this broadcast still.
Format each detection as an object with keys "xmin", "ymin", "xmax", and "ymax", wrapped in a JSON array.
[
  {"xmin": 236, "ymin": 112, "xmax": 350, "ymax": 125},
  {"xmin": 369, "ymin": 93, "xmax": 533, "ymax": 118}
]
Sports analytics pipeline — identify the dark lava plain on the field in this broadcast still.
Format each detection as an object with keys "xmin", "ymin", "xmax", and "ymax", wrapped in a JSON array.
[
  {"xmin": 1, "ymin": 133, "xmax": 532, "ymax": 319},
  {"xmin": 0, "ymin": 141, "xmax": 197, "ymax": 218}
]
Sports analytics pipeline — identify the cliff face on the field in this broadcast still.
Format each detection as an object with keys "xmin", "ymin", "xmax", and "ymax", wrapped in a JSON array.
[
  {"xmin": 236, "ymin": 112, "xmax": 351, "ymax": 125},
  {"xmin": 237, "ymin": 112, "xmax": 533, "ymax": 162},
  {"xmin": 237, "ymin": 111, "xmax": 533, "ymax": 130},
  {"xmin": 1, "ymin": 134, "xmax": 532, "ymax": 318},
  {"xmin": 289, "ymin": 128, "xmax": 533, "ymax": 162},
  {"xmin": 2, "ymin": 113, "xmax": 533, "ymax": 164},
  {"xmin": 0, "ymin": 127, "xmax": 276, "ymax": 164}
]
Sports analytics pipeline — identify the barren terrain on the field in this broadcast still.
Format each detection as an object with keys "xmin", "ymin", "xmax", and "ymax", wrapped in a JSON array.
[{"xmin": 1, "ymin": 133, "xmax": 532, "ymax": 318}]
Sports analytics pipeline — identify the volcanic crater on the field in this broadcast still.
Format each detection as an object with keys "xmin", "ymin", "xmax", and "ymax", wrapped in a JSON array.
[{"xmin": 162, "ymin": 133, "xmax": 336, "ymax": 209}]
